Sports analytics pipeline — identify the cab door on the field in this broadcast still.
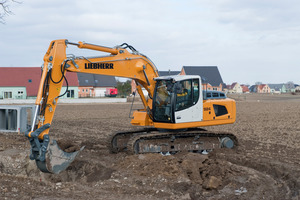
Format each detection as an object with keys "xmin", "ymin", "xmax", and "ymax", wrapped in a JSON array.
[{"xmin": 174, "ymin": 78, "xmax": 203, "ymax": 123}]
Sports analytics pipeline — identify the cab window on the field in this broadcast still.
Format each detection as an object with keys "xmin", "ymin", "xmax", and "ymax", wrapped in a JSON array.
[
  {"xmin": 175, "ymin": 79, "xmax": 199, "ymax": 111},
  {"xmin": 153, "ymin": 80, "xmax": 173, "ymax": 122},
  {"xmin": 193, "ymin": 79, "xmax": 199, "ymax": 104},
  {"xmin": 212, "ymin": 92, "xmax": 218, "ymax": 97}
]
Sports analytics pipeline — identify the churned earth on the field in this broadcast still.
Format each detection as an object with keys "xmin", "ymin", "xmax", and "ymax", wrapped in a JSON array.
[{"xmin": 0, "ymin": 93, "xmax": 299, "ymax": 200}]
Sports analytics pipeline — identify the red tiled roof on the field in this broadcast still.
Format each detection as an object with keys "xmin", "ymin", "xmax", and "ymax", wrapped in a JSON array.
[
  {"xmin": 0, "ymin": 67, "xmax": 78, "ymax": 96},
  {"xmin": 241, "ymin": 85, "xmax": 249, "ymax": 92},
  {"xmin": 63, "ymin": 72, "xmax": 79, "ymax": 87},
  {"xmin": 258, "ymin": 84, "xmax": 266, "ymax": 90}
]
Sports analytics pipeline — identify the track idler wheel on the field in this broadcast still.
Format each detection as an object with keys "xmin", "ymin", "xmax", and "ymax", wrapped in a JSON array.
[{"xmin": 220, "ymin": 137, "xmax": 234, "ymax": 149}]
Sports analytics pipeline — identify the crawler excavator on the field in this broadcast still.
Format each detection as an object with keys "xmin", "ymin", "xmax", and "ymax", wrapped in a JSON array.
[{"xmin": 25, "ymin": 39, "xmax": 237, "ymax": 174}]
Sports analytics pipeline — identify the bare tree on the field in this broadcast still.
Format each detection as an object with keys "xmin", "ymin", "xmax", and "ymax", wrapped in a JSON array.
[{"xmin": 0, "ymin": 0, "xmax": 19, "ymax": 23}]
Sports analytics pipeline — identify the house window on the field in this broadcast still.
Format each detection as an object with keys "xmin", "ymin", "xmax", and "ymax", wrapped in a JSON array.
[
  {"xmin": 4, "ymin": 91, "xmax": 12, "ymax": 99},
  {"xmin": 213, "ymin": 87, "xmax": 218, "ymax": 91},
  {"xmin": 18, "ymin": 91, "xmax": 23, "ymax": 94},
  {"xmin": 86, "ymin": 89, "xmax": 88, "ymax": 92},
  {"xmin": 28, "ymin": 79, "xmax": 32, "ymax": 83},
  {"xmin": 67, "ymin": 90, "xmax": 75, "ymax": 98},
  {"xmin": 82, "ymin": 89, "xmax": 84, "ymax": 92}
]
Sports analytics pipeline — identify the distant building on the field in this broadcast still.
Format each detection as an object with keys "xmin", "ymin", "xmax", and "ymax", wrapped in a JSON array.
[
  {"xmin": 268, "ymin": 83, "xmax": 296, "ymax": 93},
  {"xmin": 180, "ymin": 66, "xmax": 224, "ymax": 91},
  {"xmin": 268, "ymin": 84, "xmax": 286, "ymax": 94},
  {"xmin": 225, "ymin": 82, "xmax": 243, "ymax": 93},
  {"xmin": 0, "ymin": 67, "xmax": 78, "ymax": 99},
  {"xmin": 77, "ymin": 73, "xmax": 95, "ymax": 97},
  {"xmin": 249, "ymin": 85, "xmax": 258, "ymax": 93},
  {"xmin": 241, "ymin": 85, "xmax": 250, "ymax": 93},
  {"xmin": 285, "ymin": 83, "xmax": 296, "ymax": 93},
  {"xmin": 77, "ymin": 74, "xmax": 117, "ymax": 97},
  {"xmin": 257, "ymin": 84, "xmax": 270, "ymax": 93},
  {"xmin": 158, "ymin": 70, "xmax": 181, "ymax": 76}
]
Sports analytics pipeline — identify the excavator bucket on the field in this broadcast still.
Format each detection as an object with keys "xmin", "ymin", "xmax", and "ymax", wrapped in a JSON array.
[
  {"xmin": 26, "ymin": 123, "xmax": 85, "ymax": 174},
  {"xmin": 36, "ymin": 140, "xmax": 85, "ymax": 174}
]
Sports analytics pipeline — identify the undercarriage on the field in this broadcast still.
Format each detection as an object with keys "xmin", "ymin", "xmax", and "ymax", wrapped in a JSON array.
[{"xmin": 108, "ymin": 128, "xmax": 238, "ymax": 155}]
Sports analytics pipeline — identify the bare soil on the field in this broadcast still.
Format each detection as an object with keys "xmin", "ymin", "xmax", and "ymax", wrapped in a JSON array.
[{"xmin": 0, "ymin": 93, "xmax": 300, "ymax": 200}]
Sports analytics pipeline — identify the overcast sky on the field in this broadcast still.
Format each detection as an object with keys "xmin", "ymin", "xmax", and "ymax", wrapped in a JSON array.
[{"xmin": 1, "ymin": 0, "xmax": 299, "ymax": 85}]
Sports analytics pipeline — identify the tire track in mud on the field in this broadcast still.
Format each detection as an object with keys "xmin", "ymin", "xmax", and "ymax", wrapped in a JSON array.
[
  {"xmin": 211, "ymin": 140, "xmax": 300, "ymax": 200},
  {"xmin": 226, "ymin": 157, "xmax": 300, "ymax": 199}
]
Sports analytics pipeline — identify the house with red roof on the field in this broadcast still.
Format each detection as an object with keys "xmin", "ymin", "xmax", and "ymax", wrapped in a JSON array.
[
  {"xmin": 77, "ymin": 73, "xmax": 117, "ymax": 97},
  {"xmin": 257, "ymin": 84, "xmax": 270, "ymax": 93},
  {"xmin": 241, "ymin": 85, "xmax": 250, "ymax": 93},
  {"xmin": 0, "ymin": 67, "xmax": 79, "ymax": 99}
]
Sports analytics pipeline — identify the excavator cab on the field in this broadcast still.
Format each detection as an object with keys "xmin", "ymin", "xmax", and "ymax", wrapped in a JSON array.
[{"xmin": 153, "ymin": 75, "xmax": 203, "ymax": 124}]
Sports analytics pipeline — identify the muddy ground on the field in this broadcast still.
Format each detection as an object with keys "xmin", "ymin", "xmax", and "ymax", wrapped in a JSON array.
[{"xmin": 0, "ymin": 93, "xmax": 300, "ymax": 199}]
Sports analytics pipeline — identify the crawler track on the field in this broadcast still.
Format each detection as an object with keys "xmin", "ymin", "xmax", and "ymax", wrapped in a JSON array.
[
  {"xmin": 108, "ymin": 128, "xmax": 156, "ymax": 153},
  {"xmin": 109, "ymin": 128, "xmax": 238, "ymax": 154}
]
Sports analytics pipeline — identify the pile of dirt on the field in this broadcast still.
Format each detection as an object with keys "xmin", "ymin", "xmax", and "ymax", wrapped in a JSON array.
[
  {"xmin": 56, "ymin": 139, "xmax": 81, "ymax": 153},
  {"xmin": 115, "ymin": 153, "xmax": 231, "ymax": 187},
  {"xmin": 111, "ymin": 152, "xmax": 291, "ymax": 199}
]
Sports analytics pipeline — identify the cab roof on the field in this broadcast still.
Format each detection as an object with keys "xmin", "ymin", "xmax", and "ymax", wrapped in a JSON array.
[{"xmin": 154, "ymin": 75, "xmax": 201, "ymax": 82}]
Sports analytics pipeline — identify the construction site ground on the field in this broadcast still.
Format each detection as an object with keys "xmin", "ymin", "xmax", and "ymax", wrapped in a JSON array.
[{"xmin": 0, "ymin": 93, "xmax": 299, "ymax": 199}]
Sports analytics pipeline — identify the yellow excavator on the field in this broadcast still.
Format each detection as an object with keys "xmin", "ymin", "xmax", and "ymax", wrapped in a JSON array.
[{"xmin": 25, "ymin": 39, "xmax": 237, "ymax": 174}]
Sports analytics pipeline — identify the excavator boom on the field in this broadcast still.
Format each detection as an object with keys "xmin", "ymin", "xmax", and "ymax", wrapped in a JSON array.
[{"xmin": 25, "ymin": 39, "xmax": 160, "ymax": 173}]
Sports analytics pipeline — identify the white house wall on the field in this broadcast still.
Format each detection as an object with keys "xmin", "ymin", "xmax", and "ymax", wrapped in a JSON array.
[
  {"xmin": 94, "ymin": 88, "xmax": 106, "ymax": 97},
  {"xmin": 59, "ymin": 86, "xmax": 79, "ymax": 99},
  {"xmin": 0, "ymin": 87, "xmax": 27, "ymax": 99},
  {"xmin": 231, "ymin": 83, "xmax": 243, "ymax": 93}
]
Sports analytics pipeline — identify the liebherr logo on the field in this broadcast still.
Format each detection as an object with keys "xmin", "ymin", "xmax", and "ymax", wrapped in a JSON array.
[{"xmin": 85, "ymin": 63, "xmax": 114, "ymax": 69}]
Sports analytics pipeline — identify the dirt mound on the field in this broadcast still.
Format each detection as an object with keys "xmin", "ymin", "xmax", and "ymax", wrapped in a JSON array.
[
  {"xmin": 113, "ymin": 152, "xmax": 291, "ymax": 199},
  {"xmin": 115, "ymin": 153, "xmax": 233, "ymax": 187},
  {"xmin": 56, "ymin": 139, "xmax": 81, "ymax": 153}
]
